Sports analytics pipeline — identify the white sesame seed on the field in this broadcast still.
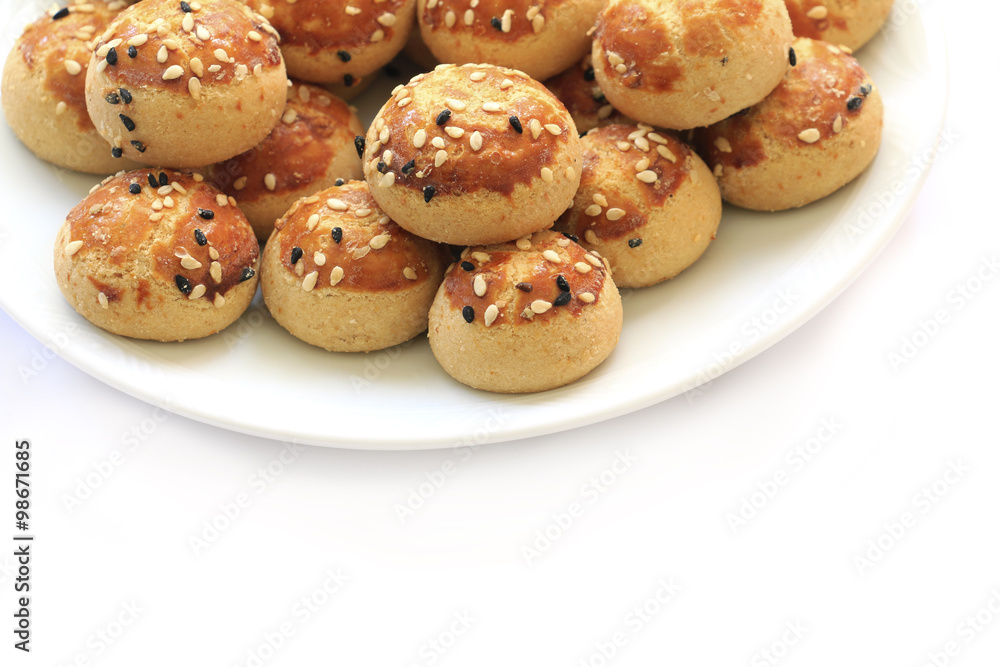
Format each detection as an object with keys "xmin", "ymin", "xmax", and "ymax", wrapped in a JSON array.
[
  {"xmin": 397, "ymin": 97, "xmax": 412, "ymax": 107},
  {"xmin": 540, "ymin": 167, "xmax": 554, "ymax": 183},
  {"xmin": 302, "ymin": 271, "xmax": 319, "ymax": 291},
  {"xmin": 379, "ymin": 127, "xmax": 390, "ymax": 143},
  {"xmin": 544, "ymin": 123, "xmax": 562, "ymax": 136},
  {"xmin": 636, "ymin": 170, "xmax": 658, "ymax": 184},
  {"xmin": 210, "ymin": 261, "xmax": 222, "ymax": 283},
  {"xmin": 647, "ymin": 132, "xmax": 668, "ymax": 144},
  {"xmin": 371, "ymin": 29, "xmax": 385, "ymax": 42},
  {"xmin": 56, "ymin": 101, "xmax": 67, "ymax": 115},
  {"xmin": 471, "ymin": 251, "xmax": 491, "ymax": 263},
  {"xmin": 634, "ymin": 158, "xmax": 650, "ymax": 172},
  {"xmin": 470, "ymin": 71, "xmax": 486, "ymax": 82},
  {"xmin": 832, "ymin": 115, "xmax": 843, "ymax": 134},
  {"xmin": 353, "ymin": 246, "xmax": 370, "ymax": 259},
  {"xmin": 157, "ymin": 185, "xmax": 173, "ymax": 196},
  {"xmin": 482, "ymin": 102, "xmax": 501, "ymax": 112},
  {"xmin": 403, "ymin": 267, "xmax": 418, "ymax": 280},
  {"xmin": 435, "ymin": 150, "xmax": 448, "ymax": 167},
  {"xmin": 593, "ymin": 193, "xmax": 608, "ymax": 207},
  {"xmin": 531, "ymin": 14, "xmax": 544, "ymax": 32},
  {"xmin": 500, "ymin": 78, "xmax": 514, "ymax": 89},
  {"xmin": 162, "ymin": 65, "xmax": 184, "ymax": 80},
  {"xmin": 188, "ymin": 77, "xmax": 201, "ymax": 99},
  {"xmin": 264, "ymin": 173, "xmax": 277, "ymax": 190},
  {"xmin": 529, "ymin": 119, "xmax": 542, "ymax": 139},
  {"xmin": 542, "ymin": 249, "xmax": 561, "ymax": 263},
  {"xmin": 208, "ymin": 64, "xmax": 221, "ymax": 72},
  {"xmin": 473, "ymin": 274, "xmax": 487, "ymax": 297},
  {"xmin": 127, "ymin": 34, "xmax": 148, "ymax": 46},
  {"xmin": 209, "ymin": 247, "xmax": 219, "ymax": 260},
  {"xmin": 330, "ymin": 266, "xmax": 345, "ymax": 286},
  {"xmin": 234, "ymin": 177, "xmax": 247, "ymax": 191},
  {"xmin": 806, "ymin": 5, "xmax": 828, "ymax": 19},
  {"xmin": 171, "ymin": 181, "xmax": 186, "ymax": 194},
  {"xmin": 515, "ymin": 238, "xmax": 531, "ymax": 251},
  {"xmin": 181, "ymin": 255, "xmax": 202, "ymax": 270},
  {"xmin": 556, "ymin": 237, "xmax": 571, "ymax": 247},
  {"xmin": 463, "ymin": 9, "xmax": 474, "ymax": 25},
  {"xmin": 616, "ymin": 141, "xmax": 631, "ymax": 152},
  {"xmin": 412, "ymin": 129, "xmax": 427, "ymax": 148},
  {"xmin": 65, "ymin": 240, "xmax": 84, "ymax": 256},
  {"xmin": 597, "ymin": 104, "xmax": 614, "ymax": 119},
  {"xmin": 446, "ymin": 98, "xmax": 467, "ymax": 112},
  {"xmin": 585, "ymin": 254, "xmax": 602, "ymax": 267},
  {"xmin": 526, "ymin": 6, "xmax": 540, "ymax": 19},
  {"xmin": 585, "ymin": 204, "xmax": 602, "ymax": 216},
  {"xmin": 189, "ymin": 57, "xmax": 204, "ymax": 77},
  {"xmin": 98, "ymin": 292, "xmax": 109, "ymax": 308},
  {"xmin": 248, "ymin": 30, "xmax": 262, "ymax": 41},
  {"xmin": 431, "ymin": 136, "xmax": 446, "ymax": 149},
  {"xmin": 307, "ymin": 213, "xmax": 320, "ymax": 230},
  {"xmin": 584, "ymin": 230, "xmax": 599, "ymax": 245},
  {"xmin": 530, "ymin": 299, "xmax": 552, "ymax": 314},
  {"xmin": 579, "ymin": 292, "xmax": 595, "ymax": 303},
  {"xmin": 484, "ymin": 304, "xmax": 499, "ymax": 326},
  {"xmin": 445, "ymin": 10, "xmax": 456, "ymax": 27},
  {"xmin": 427, "ymin": 0, "xmax": 438, "ymax": 8},
  {"xmin": 615, "ymin": 63, "xmax": 627, "ymax": 74},
  {"xmin": 189, "ymin": 284, "xmax": 206, "ymax": 300},
  {"xmin": 501, "ymin": 9, "xmax": 513, "ymax": 32},
  {"xmin": 380, "ymin": 172, "xmax": 396, "ymax": 187},
  {"xmin": 182, "ymin": 12, "xmax": 194, "ymax": 32},
  {"xmin": 377, "ymin": 12, "xmax": 396, "ymax": 26},
  {"xmin": 213, "ymin": 48, "xmax": 230, "ymax": 62},
  {"xmin": 445, "ymin": 126, "xmax": 465, "ymax": 139},
  {"xmin": 196, "ymin": 25, "xmax": 211, "ymax": 41},
  {"xmin": 355, "ymin": 208, "xmax": 372, "ymax": 218},
  {"xmin": 634, "ymin": 136, "xmax": 650, "ymax": 152},
  {"xmin": 656, "ymin": 145, "xmax": 677, "ymax": 162},
  {"xmin": 798, "ymin": 128, "xmax": 821, "ymax": 143},
  {"xmin": 470, "ymin": 131, "xmax": 483, "ymax": 151},
  {"xmin": 606, "ymin": 208, "xmax": 625, "ymax": 221},
  {"xmin": 608, "ymin": 52, "xmax": 624, "ymax": 67},
  {"xmin": 345, "ymin": 5, "xmax": 361, "ymax": 14},
  {"xmin": 282, "ymin": 108, "xmax": 298, "ymax": 124},
  {"xmin": 714, "ymin": 137, "xmax": 732, "ymax": 153},
  {"xmin": 64, "ymin": 59, "xmax": 82, "ymax": 75}
]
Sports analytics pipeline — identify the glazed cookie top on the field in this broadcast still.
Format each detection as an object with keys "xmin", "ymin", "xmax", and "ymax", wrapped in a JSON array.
[
  {"xmin": 364, "ymin": 63, "xmax": 578, "ymax": 198},
  {"xmin": 244, "ymin": 0, "xmax": 410, "ymax": 52},
  {"xmin": 206, "ymin": 81, "xmax": 361, "ymax": 201},
  {"xmin": 698, "ymin": 38, "xmax": 875, "ymax": 171},
  {"xmin": 62, "ymin": 169, "xmax": 258, "ymax": 306},
  {"xmin": 594, "ymin": 0, "xmax": 771, "ymax": 92},
  {"xmin": 562, "ymin": 124, "xmax": 696, "ymax": 243},
  {"xmin": 420, "ymin": 0, "xmax": 568, "ymax": 41},
  {"xmin": 272, "ymin": 181, "xmax": 442, "ymax": 292},
  {"xmin": 88, "ymin": 0, "xmax": 282, "ymax": 95},
  {"xmin": 16, "ymin": 0, "xmax": 134, "ymax": 130},
  {"xmin": 444, "ymin": 230, "xmax": 610, "ymax": 328}
]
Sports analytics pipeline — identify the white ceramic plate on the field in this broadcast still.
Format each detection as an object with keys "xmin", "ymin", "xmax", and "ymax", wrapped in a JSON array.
[{"xmin": 0, "ymin": 6, "xmax": 946, "ymax": 449}]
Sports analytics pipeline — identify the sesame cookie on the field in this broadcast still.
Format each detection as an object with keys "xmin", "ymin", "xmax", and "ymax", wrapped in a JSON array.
[
  {"xmin": 553, "ymin": 124, "xmax": 721, "ymax": 288},
  {"xmin": 542, "ymin": 55, "xmax": 632, "ymax": 135},
  {"xmin": 54, "ymin": 169, "xmax": 260, "ymax": 341},
  {"xmin": 417, "ymin": 0, "xmax": 604, "ymax": 81},
  {"xmin": 1, "ymin": 0, "xmax": 143, "ymax": 174},
  {"xmin": 591, "ymin": 0, "xmax": 795, "ymax": 130},
  {"xmin": 428, "ymin": 229, "xmax": 622, "ymax": 393},
  {"xmin": 198, "ymin": 81, "xmax": 365, "ymax": 242},
  {"xmin": 784, "ymin": 0, "xmax": 895, "ymax": 52},
  {"xmin": 362, "ymin": 63, "xmax": 582, "ymax": 246},
  {"xmin": 695, "ymin": 37, "xmax": 883, "ymax": 211},
  {"xmin": 242, "ymin": 0, "xmax": 416, "ymax": 86},
  {"xmin": 84, "ymin": 0, "xmax": 287, "ymax": 168},
  {"xmin": 260, "ymin": 181, "xmax": 448, "ymax": 352}
]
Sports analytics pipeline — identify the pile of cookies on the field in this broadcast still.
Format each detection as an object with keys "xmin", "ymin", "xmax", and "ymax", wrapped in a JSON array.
[{"xmin": 1, "ymin": 0, "xmax": 891, "ymax": 393}]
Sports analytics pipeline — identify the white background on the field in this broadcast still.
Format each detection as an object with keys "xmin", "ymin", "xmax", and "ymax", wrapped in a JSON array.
[{"xmin": 3, "ymin": 2, "xmax": 999, "ymax": 666}]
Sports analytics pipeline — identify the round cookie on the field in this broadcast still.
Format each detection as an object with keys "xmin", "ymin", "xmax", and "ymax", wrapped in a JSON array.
[
  {"xmin": 84, "ymin": 0, "xmax": 287, "ymax": 168},
  {"xmin": 362, "ymin": 63, "xmax": 582, "ymax": 246},
  {"xmin": 428, "ymin": 229, "xmax": 622, "ymax": 393},
  {"xmin": 695, "ymin": 37, "xmax": 883, "ymax": 211},
  {"xmin": 199, "ymin": 81, "xmax": 365, "ymax": 242},
  {"xmin": 54, "ymin": 169, "xmax": 260, "ymax": 341},
  {"xmin": 260, "ymin": 181, "xmax": 448, "ymax": 352},
  {"xmin": 543, "ymin": 55, "xmax": 632, "ymax": 135},
  {"xmin": 1, "ymin": 0, "xmax": 143, "ymax": 174},
  {"xmin": 553, "ymin": 124, "xmax": 721, "ymax": 288},
  {"xmin": 592, "ymin": 0, "xmax": 795, "ymax": 130},
  {"xmin": 784, "ymin": 0, "xmax": 895, "ymax": 52},
  {"xmin": 417, "ymin": 0, "xmax": 604, "ymax": 81},
  {"xmin": 243, "ymin": 0, "xmax": 416, "ymax": 86}
]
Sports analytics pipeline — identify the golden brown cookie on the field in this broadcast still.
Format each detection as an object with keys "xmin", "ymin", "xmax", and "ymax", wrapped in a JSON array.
[
  {"xmin": 1, "ymin": 0, "xmax": 142, "ymax": 173},
  {"xmin": 784, "ymin": 0, "xmax": 894, "ymax": 52},
  {"xmin": 54, "ymin": 169, "xmax": 260, "ymax": 341},
  {"xmin": 553, "ymin": 124, "xmax": 721, "ymax": 287},
  {"xmin": 261, "ymin": 180, "xmax": 448, "ymax": 352},
  {"xmin": 84, "ymin": 0, "xmax": 287, "ymax": 167},
  {"xmin": 362, "ymin": 63, "xmax": 582, "ymax": 246},
  {"xmin": 695, "ymin": 37, "xmax": 883, "ymax": 211},
  {"xmin": 428, "ymin": 229, "xmax": 622, "ymax": 393}
]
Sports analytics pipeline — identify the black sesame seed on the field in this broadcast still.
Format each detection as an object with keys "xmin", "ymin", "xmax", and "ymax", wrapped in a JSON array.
[
  {"xmin": 128, "ymin": 183, "xmax": 141, "ymax": 194},
  {"xmin": 847, "ymin": 96, "xmax": 863, "ymax": 111},
  {"xmin": 789, "ymin": 47, "xmax": 796, "ymax": 67},
  {"xmin": 119, "ymin": 88, "xmax": 132, "ymax": 104},
  {"xmin": 334, "ymin": 178, "xmax": 345, "ymax": 186},
  {"xmin": 628, "ymin": 237, "xmax": 643, "ymax": 248},
  {"xmin": 354, "ymin": 136, "xmax": 365, "ymax": 158},
  {"xmin": 556, "ymin": 275, "xmax": 570, "ymax": 292},
  {"xmin": 515, "ymin": 282, "xmax": 532, "ymax": 292},
  {"xmin": 583, "ymin": 67, "xmax": 595, "ymax": 81},
  {"xmin": 239, "ymin": 267, "xmax": 255, "ymax": 282},
  {"xmin": 128, "ymin": 45, "xmax": 137, "ymax": 59},
  {"xmin": 562, "ymin": 232, "xmax": 579, "ymax": 243},
  {"xmin": 436, "ymin": 109, "xmax": 451, "ymax": 125},
  {"xmin": 402, "ymin": 159, "xmax": 416, "ymax": 174},
  {"xmin": 175, "ymin": 275, "xmax": 192, "ymax": 294},
  {"xmin": 106, "ymin": 47, "xmax": 117, "ymax": 66},
  {"xmin": 158, "ymin": 172, "xmax": 168, "ymax": 186},
  {"xmin": 721, "ymin": 56, "xmax": 729, "ymax": 65},
  {"xmin": 119, "ymin": 114, "xmax": 135, "ymax": 131},
  {"xmin": 112, "ymin": 147, "xmax": 123, "ymax": 158},
  {"xmin": 490, "ymin": 17, "xmax": 502, "ymax": 30},
  {"xmin": 331, "ymin": 227, "xmax": 343, "ymax": 244},
  {"xmin": 423, "ymin": 185, "xmax": 436, "ymax": 203},
  {"xmin": 180, "ymin": 1, "xmax": 192, "ymax": 11},
  {"xmin": 337, "ymin": 50, "xmax": 351, "ymax": 62},
  {"xmin": 508, "ymin": 115, "xmax": 522, "ymax": 133},
  {"xmin": 194, "ymin": 228, "xmax": 208, "ymax": 245},
  {"xmin": 197, "ymin": 208, "xmax": 214, "ymax": 220},
  {"xmin": 859, "ymin": 83, "xmax": 872, "ymax": 96},
  {"xmin": 290, "ymin": 247, "xmax": 303, "ymax": 264},
  {"xmin": 461, "ymin": 261, "xmax": 474, "ymax": 272},
  {"xmin": 130, "ymin": 140, "xmax": 146, "ymax": 153},
  {"xmin": 376, "ymin": 161, "xmax": 387, "ymax": 174},
  {"xmin": 343, "ymin": 74, "xmax": 354, "ymax": 86},
  {"xmin": 105, "ymin": 92, "xmax": 120, "ymax": 105},
  {"xmin": 554, "ymin": 291, "xmax": 572, "ymax": 307},
  {"xmin": 52, "ymin": 7, "xmax": 70, "ymax": 20},
  {"xmin": 462, "ymin": 305, "xmax": 474, "ymax": 323},
  {"xmin": 148, "ymin": 173, "xmax": 158, "ymax": 188}
]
